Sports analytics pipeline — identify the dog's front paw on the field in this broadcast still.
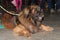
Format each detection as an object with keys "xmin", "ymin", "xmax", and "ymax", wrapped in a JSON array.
[{"xmin": 40, "ymin": 24, "xmax": 54, "ymax": 31}]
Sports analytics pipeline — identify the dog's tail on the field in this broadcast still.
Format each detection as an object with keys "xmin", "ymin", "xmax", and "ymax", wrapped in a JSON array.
[{"xmin": 0, "ymin": 5, "xmax": 22, "ymax": 16}]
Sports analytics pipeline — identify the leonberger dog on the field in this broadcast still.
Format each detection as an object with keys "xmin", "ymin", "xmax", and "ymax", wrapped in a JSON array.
[
  {"xmin": 13, "ymin": 5, "xmax": 53, "ymax": 36},
  {"xmin": 1, "ymin": 5, "xmax": 54, "ymax": 37},
  {"xmin": 17, "ymin": 5, "xmax": 44, "ymax": 33}
]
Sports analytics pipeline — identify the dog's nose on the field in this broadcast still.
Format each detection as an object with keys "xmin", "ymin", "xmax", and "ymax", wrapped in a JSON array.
[{"xmin": 39, "ymin": 17, "xmax": 42, "ymax": 20}]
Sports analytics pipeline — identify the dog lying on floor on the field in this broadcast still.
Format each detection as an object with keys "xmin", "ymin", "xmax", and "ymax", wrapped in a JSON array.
[
  {"xmin": 0, "ymin": 5, "xmax": 54, "ymax": 37},
  {"xmin": 13, "ymin": 5, "xmax": 54, "ymax": 37},
  {"xmin": 18, "ymin": 5, "xmax": 43, "ymax": 33}
]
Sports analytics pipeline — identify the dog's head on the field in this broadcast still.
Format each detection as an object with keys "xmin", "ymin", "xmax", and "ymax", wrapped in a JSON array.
[
  {"xmin": 23, "ymin": 5, "xmax": 44, "ymax": 24},
  {"xmin": 22, "ymin": 5, "xmax": 44, "ymax": 26},
  {"xmin": 30, "ymin": 5, "xmax": 44, "ymax": 22},
  {"xmin": 23, "ymin": 5, "xmax": 44, "ymax": 21}
]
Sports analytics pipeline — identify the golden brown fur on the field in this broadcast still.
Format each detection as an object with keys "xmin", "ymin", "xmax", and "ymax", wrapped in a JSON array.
[
  {"xmin": 40, "ymin": 24, "xmax": 54, "ymax": 31},
  {"xmin": 2, "ymin": 12, "xmax": 15, "ymax": 29},
  {"xmin": 13, "ymin": 24, "xmax": 31, "ymax": 37}
]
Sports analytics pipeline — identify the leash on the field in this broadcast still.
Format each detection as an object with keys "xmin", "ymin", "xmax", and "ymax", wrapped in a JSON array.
[{"xmin": 0, "ymin": 5, "xmax": 22, "ymax": 16}]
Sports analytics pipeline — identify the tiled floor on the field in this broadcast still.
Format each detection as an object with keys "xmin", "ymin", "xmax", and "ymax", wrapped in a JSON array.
[{"xmin": 0, "ymin": 13, "xmax": 60, "ymax": 40}]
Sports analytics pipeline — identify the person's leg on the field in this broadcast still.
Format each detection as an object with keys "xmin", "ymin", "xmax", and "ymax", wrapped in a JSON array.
[
  {"xmin": 40, "ymin": 0, "xmax": 46, "ymax": 9},
  {"xmin": 28, "ymin": 0, "xmax": 32, "ymax": 6},
  {"xmin": 19, "ymin": 0, "xmax": 22, "ymax": 10},
  {"xmin": 47, "ymin": 0, "xmax": 55, "ymax": 14},
  {"xmin": 47, "ymin": 0, "xmax": 52, "ymax": 9},
  {"xmin": 31, "ymin": 0, "xmax": 35, "ymax": 4},
  {"xmin": 39, "ymin": 0, "xmax": 42, "ymax": 4},
  {"xmin": 40, "ymin": 0, "xmax": 46, "ymax": 15},
  {"xmin": 15, "ymin": 0, "xmax": 19, "ymax": 10},
  {"xmin": 31, "ymin": 0, "xmax": 38, "ymax": 5},
  {"xmin": 56, "ymin": 0, "xmax": 60, "ymax": 9},
  {"xmin": 52, "ymin": 0, "xmax": 56, "ymax": 9},
  {"xmin": 56, "ymin": 0, "xmax": 60, "ymax": 13}
]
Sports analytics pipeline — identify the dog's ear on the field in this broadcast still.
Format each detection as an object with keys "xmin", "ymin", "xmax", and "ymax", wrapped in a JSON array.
[
  {"xmin": 23, "ymin": 8, "xmax": 29, "ymax": 16},
  {"xmin": 23, "ymin": 6, "xmax": 32, "ymax": 18}
]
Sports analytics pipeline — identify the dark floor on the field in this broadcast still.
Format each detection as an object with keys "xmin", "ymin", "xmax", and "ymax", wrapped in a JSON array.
[{"xmin": 0, "ymin": 12, "xmax": 60, "ymax": 40}]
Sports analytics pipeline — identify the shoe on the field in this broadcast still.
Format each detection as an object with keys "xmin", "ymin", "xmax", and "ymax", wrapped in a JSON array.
[{"xmin": 50, "ymin": 9, "xmax": 55, "ymax": 13}]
